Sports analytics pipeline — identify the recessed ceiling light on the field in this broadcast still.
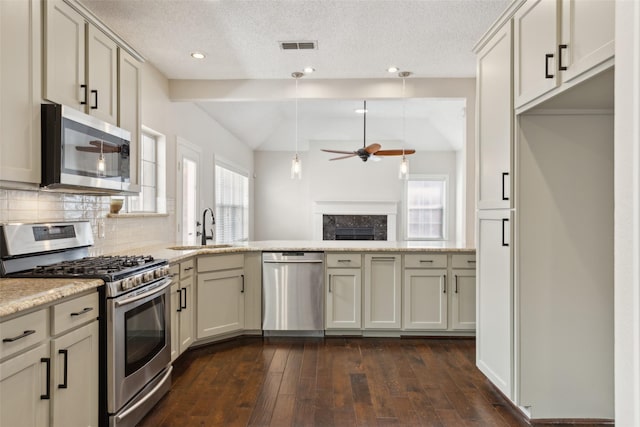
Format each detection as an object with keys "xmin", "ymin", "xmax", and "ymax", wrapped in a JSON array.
[
  {"xmin": 354, "ymin": 108, "xmax": 368, "ymax": 114},
  {"xmin": 303, "ymin": 67, "xmax": 315, "ymax": 74},
  {"xmin": 387, "ymin": 66, "xmax": 399, "ymax": 73},
  {"xmin": 191, "ymin": 52, "xmax": 206, "ymax": 59}
]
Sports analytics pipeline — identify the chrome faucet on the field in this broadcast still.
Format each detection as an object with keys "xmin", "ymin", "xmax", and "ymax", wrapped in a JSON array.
[{"xmin": 201, "ymin": 208, "xmax": 215, "ymax": 245}]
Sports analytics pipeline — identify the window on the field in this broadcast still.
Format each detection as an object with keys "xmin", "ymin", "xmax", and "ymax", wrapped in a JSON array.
[
  {"xmin": 405, "ymin": 176, "xmax": 447, "ymax": 240},
  {"xmin": 215, "ymin": 163, "xmax": 249, "ymax": 243},
  {"xmin": 124, "ymin": 126, "xmax": 166, "ymax": 214}
]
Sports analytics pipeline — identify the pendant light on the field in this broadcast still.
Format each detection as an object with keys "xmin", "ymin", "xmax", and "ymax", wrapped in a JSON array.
[
  {"xmin": 97, "ymin": 140, "xmax": 106, "ymax": 176},
  {"xmin": 291, "ymin": 71, "xmax": 303, "ymax": 180},
  {"xmin": 398, "ymin": 71, "xmax": 411, "ymax": 179}
]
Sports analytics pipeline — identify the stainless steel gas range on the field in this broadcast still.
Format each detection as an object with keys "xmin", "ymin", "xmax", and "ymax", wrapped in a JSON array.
[{"xmin": 0, "ymin": 221, "xmax": 172, "ymax": 427}]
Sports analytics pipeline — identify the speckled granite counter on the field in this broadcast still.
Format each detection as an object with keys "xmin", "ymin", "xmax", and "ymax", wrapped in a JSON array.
[
  {"xmin": 1, "ymin": 241, "xmax": 474, "ymax": 318},
  {"xmin": 115, "ymin": 240, "xmax": 475, "ymax": 264},
  {"xmin": 0, "ymin": 278, "xmax": 103, "ymax": 318}
]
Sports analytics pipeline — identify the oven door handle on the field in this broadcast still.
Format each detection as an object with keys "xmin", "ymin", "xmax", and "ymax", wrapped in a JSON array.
[
  {"xmin": 114, "ymin": 279, "xmax": 172, "ymax": 307},
  {"xmin": 114, "ymin": 365, "xmax": 173, "ymax": 423}
]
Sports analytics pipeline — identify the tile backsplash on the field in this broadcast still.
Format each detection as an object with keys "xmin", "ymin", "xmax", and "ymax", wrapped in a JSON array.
[{"xmin": 0, "ymin": 189, "xmax": 176, "ymax": 255}]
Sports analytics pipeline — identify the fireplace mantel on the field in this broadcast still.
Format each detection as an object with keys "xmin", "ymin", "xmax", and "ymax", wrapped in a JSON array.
[{"xmin": 313, "ymin": 201, "xmax": 398, "ymax": 241}]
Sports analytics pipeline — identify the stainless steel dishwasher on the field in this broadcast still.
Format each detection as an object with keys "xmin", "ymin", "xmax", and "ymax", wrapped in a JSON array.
[{"xmin": 262, "ymin": 252, "xmax": 324, "ymax": 336}]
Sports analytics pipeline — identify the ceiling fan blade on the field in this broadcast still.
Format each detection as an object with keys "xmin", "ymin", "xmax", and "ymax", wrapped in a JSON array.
[
  {"xmin": 321, "ymin": 149, "xmax": 357, "ymax": 155},
  {"xmin": 329, "ymin": 154, "xmax": 357, "ymax": 161},
  {"xmin": 75, "ymin": 145, "xmax": 121, "ymax": 153},
  {"xmin": 374, "ymin": 149, "xmax": 416, "ymax": 156},
  {"xmin": 364, "ymin": 143, "xmax": 381, "ymax": 154}
]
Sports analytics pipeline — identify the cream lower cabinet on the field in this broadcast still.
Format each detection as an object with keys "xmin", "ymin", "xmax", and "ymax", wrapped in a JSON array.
[
  {"xmin": 196, "ymin": 254, "xmax": 245, "ymax": 339},
  {"xmin": 50, "ymin": 321, "xmax": 99, "ymax": 427},
  {"xmin": 0, "ymin": 343, "xmax": 50, "ymax": 427},
  {"xmin": 451, "ymin": 269, "xmax": 476, "ymax": 330},
  {"xmin": 169, "ymin": 259, "xmax": 195, "ymax": 361},
  {"xmin": 0, "ymin": 291, "xmax": 99, "ymax": 427},
  {"xmin": 326, "ymin": 268, "xmax": 362, "ymax": 329},
  {"xmin": 363, "ymin": 254, "xmax": 401, "ymax": 329},
  {"xmin": 402, "ymin": 254, "xmax": 448, "ymax": 330}
]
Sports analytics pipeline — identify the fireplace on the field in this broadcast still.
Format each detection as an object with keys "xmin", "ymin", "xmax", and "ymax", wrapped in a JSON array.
[
  {"xmin": 313, "ymin": 201, "xmax": 398, "ymax": 241},
  {"xmin": 323, "ymin": 215, "xmax": 387, "ymax": 240}
]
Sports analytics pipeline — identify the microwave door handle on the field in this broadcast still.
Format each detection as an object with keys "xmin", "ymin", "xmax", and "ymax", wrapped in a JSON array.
[{"xmin": 114, "ymin": 279, "xmax": 172, "ymax": 307}]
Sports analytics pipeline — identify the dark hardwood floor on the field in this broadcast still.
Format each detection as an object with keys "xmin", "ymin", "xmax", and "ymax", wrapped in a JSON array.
[{"xmin": 138, "ymin": 337, "xmax": 610, "ymax": 427}]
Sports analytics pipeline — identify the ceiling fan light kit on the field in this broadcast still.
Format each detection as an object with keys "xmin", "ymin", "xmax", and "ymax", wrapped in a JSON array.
[{"xmin": 321, "ymin": 99, "xmax": 416, "ymax": 163}]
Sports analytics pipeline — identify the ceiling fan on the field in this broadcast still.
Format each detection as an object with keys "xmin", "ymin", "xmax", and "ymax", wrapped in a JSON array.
[{"xmin": 321, "ymin": 100, "xmax": 416, "ymax": 162}]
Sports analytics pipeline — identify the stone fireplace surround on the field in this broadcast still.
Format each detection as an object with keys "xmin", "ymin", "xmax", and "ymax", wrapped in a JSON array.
[{"xmin": 313, "ymin": 201, "xmax": 398, "ymax": 241}]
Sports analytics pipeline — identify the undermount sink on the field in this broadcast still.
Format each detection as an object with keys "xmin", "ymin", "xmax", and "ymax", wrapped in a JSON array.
[{"xmin": 168, "ymin": 244, "xmax": 233, "ymax": 250}]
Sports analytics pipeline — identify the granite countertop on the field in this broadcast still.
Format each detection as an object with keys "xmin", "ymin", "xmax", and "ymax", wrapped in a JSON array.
[
  {"xmin": 1, "ymin": 241, "xmax": 475, "ymax": 319},
  {"xmin": 0, "ymin": 278, "xmax": 103, "ymax": 318},
  {"xmin": 118, "ymin": 240, "xmax": 476, "ymax": 264}
]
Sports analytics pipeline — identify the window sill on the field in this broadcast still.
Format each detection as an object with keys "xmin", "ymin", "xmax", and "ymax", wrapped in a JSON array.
[{"xmin": 107, "ymin": 212, "xmax": 169, "ymax": 219}]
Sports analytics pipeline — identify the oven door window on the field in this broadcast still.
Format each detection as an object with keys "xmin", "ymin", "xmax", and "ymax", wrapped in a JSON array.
[{"xmin": 124, "ymin": 296, "xmax": 166, "ymax": 376}]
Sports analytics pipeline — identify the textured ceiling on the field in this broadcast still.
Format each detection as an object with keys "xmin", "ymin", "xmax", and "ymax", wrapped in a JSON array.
[
  {"xmin": 78, "ymin": 0, "xmax": 508, "ymax": 151},
  {"xmin": 79, "ymin": 0, "xmax": 509, "ymax": 80}
]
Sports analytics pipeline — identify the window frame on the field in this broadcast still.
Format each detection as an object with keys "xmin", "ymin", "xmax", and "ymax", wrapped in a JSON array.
[
  {"xmin": 403, "ymin": 174, "xmax": 449, "ymax": 241},
  {"xmin": 214, "ymin": 160, "xmax": 250, "ymax": 243}
]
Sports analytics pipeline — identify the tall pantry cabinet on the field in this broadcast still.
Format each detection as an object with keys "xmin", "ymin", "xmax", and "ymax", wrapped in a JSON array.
[{"xmin": 474, "ymin": 0, "xmax": 614, "ymax": 422}]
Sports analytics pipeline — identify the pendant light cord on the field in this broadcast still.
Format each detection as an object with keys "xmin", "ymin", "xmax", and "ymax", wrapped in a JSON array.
[
  {"xmin": 402, "ymin": 77, "xmax": 406, "ymax": 156},
  {"xmin": 295, "ymin": 77, "xmax": 299, "ymax": 155},
  {"xmin": 363, "ymin": 100, "xmax": 367, "ymax": 148}
]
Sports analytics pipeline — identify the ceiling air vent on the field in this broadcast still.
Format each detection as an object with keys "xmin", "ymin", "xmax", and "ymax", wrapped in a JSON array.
[{"xmin": 279, "ymin": 41, "xmax": 317, "ymax": 50}]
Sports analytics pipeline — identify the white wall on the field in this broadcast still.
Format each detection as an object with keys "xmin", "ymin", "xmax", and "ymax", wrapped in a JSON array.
[
  {"xmin": 254, "ymin": 146, "xmax": 458, "ymax": 241},
  {"xmin": 614, "ymin": 0, "xmax": 640, "ymax": 424}
]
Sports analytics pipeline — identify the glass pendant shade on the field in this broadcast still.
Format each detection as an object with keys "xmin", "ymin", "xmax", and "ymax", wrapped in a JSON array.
[
  {"xmin": 398, "ymin": 155, "xmax": 409, "ymax": 179},
  {"xmin": 291, "ymin": 153, "xmax": 302, "ymax": 179},
  {"xmin": 97, "ymin": 154, "xmax": 106, "ymax": 176}
]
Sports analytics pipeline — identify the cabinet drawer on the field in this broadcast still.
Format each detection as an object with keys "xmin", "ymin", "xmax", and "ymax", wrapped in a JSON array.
[
  {"xmin": 52, "ymin": 292, "xmax": 99, "ymax": 336},
  {"xmin": 180, "ymin": 259, "xmax": 195, "ymax": 278},
  {"xmin": 326, "ymin": 253, "xmax": 362, "ymax": 268},
  {"xmin": 197, "ymin": 254, "xmax": 244, "ymax": 272},
  {"xmin": 404, "ymin": 254, "xmax": 447, "ymax": 268},
  {"xmin": 168, "ymin": 264, "xmax": 180, "ymax": 281},
  {"xmin": 0, "ymin": 309, "xmax": 48, "ymax": 360},
  {"xmin": 451, "ymin": 254, "xmax": 476, "ymax": 269}
]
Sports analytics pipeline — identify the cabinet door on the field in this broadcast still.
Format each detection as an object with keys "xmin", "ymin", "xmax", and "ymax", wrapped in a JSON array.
[
  {"xmin": 0, "ymin": 0, "xmax": 42, "ymax": 184},
  {"xmin": 179, "ymin": 276, "xmax": 195, "ymax": 353},
  {"xmin": 44, "ymin": 0, "xmax": 86, "ymax": 111},
  {"xmin": 364, "ymin": 255, "xmax": 401, "ymax": 329},
  {"xmin": 326, "ymin": 268, "xmax": 362, "ymax": 329},
  {"xmin": 51, "ymin": 321, "xmax": 99, "ymax": 427},
  {"xmin": 560, "ymin": 0, "xmax": 614, "ymax": 83},
  {"xmin": 477, "ymin": 22, "xmax": 512, "ymax": 209},
  {"xmin": 476, "ymin": 210, "xmax": 513, "ymax": 399},
  {"xmin": 0, "ymin": 343, "xmax": 50, "ymax": 427},
  {"xmin": 514, "ymin": 0, "xmax": 559, "ymax": 107},
  {"xmin": 403, "ymin": 269, "xmax": 448, "ymax": 330},
  {"xmin": 118, "ymin": 49, "xmax": 142, "ymax": 190},
  {"xmin": 170, "ymin": 282, "xmax": 180, "ymax": 361},
  {"xmin": 87, "ymin": 25, "xmax": 118, "ymax": 124},
  {"xmin": 451, "ymin": 269, "xmax": 476, "ymax": 330},
  {"xmin": 197, "ymin": 269, "xmax": 245, "ymax": 338}
]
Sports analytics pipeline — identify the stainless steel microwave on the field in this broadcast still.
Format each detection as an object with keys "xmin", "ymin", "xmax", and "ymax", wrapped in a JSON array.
[{"xmin": 41, "ymin": 104, "xmax": 139, "ymax": 193}]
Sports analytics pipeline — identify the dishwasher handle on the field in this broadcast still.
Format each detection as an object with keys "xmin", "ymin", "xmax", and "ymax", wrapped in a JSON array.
[{"xmin": 263, "ymin": 260, "xmax": 324, "ymax": 264}]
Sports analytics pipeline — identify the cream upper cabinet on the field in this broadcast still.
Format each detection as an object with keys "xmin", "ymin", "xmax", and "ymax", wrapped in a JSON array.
[
  {"xmin": 326, "ymin": 267, "xmax": 362, "ymax": 330},
  {"xmin": 86, "ymin": 25, "xmax": 118, "ymax": 124},
  {"xmin": 44, "ymin": 0, "xmax": 86, "ymax": 112},
  {"xmin": 476, "ymin": 22, "xmax": 513, "ymax": 209},
  {"xmin": 403, "ymin": 268, "xmax": 448, "ymax": 330},
  {"xmin": 0, "ymin": 0, "xmax": 42, "ymax": 184},
  {"xmin": 363, "ymin": 254, "xmax": 402, "ymax": 329},
  {"xmin": 559, "ymin": 0, "xmax": 614, "ymax": 83},
  {"xmin": 476, "ymin": 210, "xmax": 513, "ymax": 400},
  {"xmin": 514, "ymin": 0, "xmax": 559, "ymax": 108},
  {"xmin": 514, "ymin": 0, "xmax": 614, "ymax": 109},
  {"xmin": 118, "ymin": 49, "xmax": 142, "ymax": 188},
  {"xmin": 44, "ymin": 0, "xmax": 122, "ymax": 126}
]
